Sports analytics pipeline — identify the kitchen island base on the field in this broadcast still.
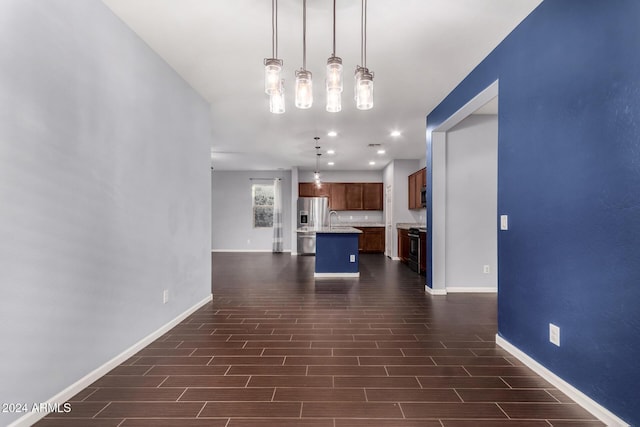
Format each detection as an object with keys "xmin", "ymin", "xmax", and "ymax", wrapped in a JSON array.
[{"xmin": 314, "ymin": 228, "xmax": 362, "ymax": 278}]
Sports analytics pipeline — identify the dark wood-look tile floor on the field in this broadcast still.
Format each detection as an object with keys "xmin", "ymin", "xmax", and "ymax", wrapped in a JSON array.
[{"xmin": 35, "ymin": 253, "xmax": 604, "ymax": 427}]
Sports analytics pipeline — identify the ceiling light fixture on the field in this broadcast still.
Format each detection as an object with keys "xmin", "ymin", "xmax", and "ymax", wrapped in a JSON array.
[
  {"xmin": 262, "ymin": 1, "xmax": 376, "ymax": 113},
  {"xmin": 327, "ymin": 149, "xmax": 335, "ymax": 154},
  {"xmin": 295, "ymin": 0, "xmax": 313, "ymax": 109},
  {"xmin": 355, "ymin": 0, "xmax": 374, "ymax": 110},
  {"xmin": 313, "ymin": 137, "xmax": 322, "ymax": 187},
  {"xmin": 369, "ymin": 161, "xmax": 376, "ymax": 165},
  {"xmin": 264, "ymin": 0, "xmax": 283, "ymax": 96},
  {"xmin": 327, "ymin": 131, "xmax": 337, "ymax": 137},
  {"xmin": 326, "ymin": 0, "xmax": 342, "ymax": 113},
  {"xmin": 328, "ymin": 162, "xmax": 335, "ymax": 166},
  {"xmin": 377, "ymin": 149, "xmax": 385, "ymax": 154},
  {"xmin": 391, "ymin": 130, "xmax": 401, "ymax": 137}
]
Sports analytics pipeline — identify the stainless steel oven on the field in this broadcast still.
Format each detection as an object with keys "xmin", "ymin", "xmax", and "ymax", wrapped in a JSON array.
[{"xmin": 407, "ymin": 228, "xmax": 420, "ymax": 274}]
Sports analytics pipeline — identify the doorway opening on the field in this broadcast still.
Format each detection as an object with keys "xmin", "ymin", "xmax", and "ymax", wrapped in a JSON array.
[{"xmin": 430, "ymin": 81, "xmax": 499, "ymax": 294}]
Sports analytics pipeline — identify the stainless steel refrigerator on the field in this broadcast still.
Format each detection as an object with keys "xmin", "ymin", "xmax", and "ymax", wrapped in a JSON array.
[{"xmin": 296, "ymin": 197, "xmax": 329, "ymax": 255}]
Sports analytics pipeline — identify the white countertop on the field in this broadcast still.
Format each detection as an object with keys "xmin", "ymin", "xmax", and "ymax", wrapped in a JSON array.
[
  {"xmin": 317, "ymin": 226, "xmax": 363, "ymax": 234},
  {"xmin": 342, "ymin": 223, "xmax": 385, "ymax": 227},
  {"xmin": 397, "ymin": 223, "xmax": 427, "ymax": 232},
  {"xmin": 297, "ymin": 227, "xmax": 363, "ymax": 234}
]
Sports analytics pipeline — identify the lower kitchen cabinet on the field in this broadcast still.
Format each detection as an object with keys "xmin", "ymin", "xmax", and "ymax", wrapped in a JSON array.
[
  {"xmin": 355, "ymin": 227, "xmax": 385, "ymax": 253},
  {"xmin": 397, "ymin": 228, "xmax": 427, "ymax": 275},
  {"xmin": 398, "ymin": 228, "xmax": 410, "ymax": 262}
]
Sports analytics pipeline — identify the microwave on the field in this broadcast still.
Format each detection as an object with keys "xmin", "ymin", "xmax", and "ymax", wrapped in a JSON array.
[{"xmin": 420, "ymin": 186, "xmax": 426, "ymax": 207}]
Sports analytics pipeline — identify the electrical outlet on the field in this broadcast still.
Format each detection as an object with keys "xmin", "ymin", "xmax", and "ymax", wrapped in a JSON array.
[
  {"xmin": 483, "ymin": 265, "xmax": 490, "ymax": 274},
  {"xmin": 349, "ymin": 254, "xmax": 356, "ymax": 263},
  {"xmin": 549, "ymin": 323, "xmax": 560, "ymax": 346},
  {"xmin": 163, "ymin": 290, "xmax": 169, "ymax": 304}
]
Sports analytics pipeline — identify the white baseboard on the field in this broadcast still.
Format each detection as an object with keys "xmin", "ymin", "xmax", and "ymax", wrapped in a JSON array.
[
  {"xmin": 8, "ymin": 294, "xmax": 213, "ymax": 427},
  {"xmin": 314, "ymin": 272, "xmax": 360, "ymax": 278},
  {"xmin": 211, "ymin": 249, "xmax": 291, "ymax": 253},
  {"xmin": 425, "ymin": 286, "xmax": 447, "ymax": 295},
  {"xmin": 496, "ymin": 335, "xmax": 629, "ymax": 427},
  {"xmin": 446, "ymin": 286, "xmax": 497, "ymax": 293}
]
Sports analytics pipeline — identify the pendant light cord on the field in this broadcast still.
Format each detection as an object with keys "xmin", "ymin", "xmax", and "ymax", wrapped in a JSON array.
[
  {"xmin": 361, "ymin": 0, "xmax": 367, "ymax": 68},
  {"xmin": 303, "ymin": 0, "xmax": 307, "ymax": 70},
  {"xmin": 332, "ymin": 0, "xmax": 336, "ymax": 56},
  {"xmin": 271, "ymin": 0, "xmax": 276, "ymax": 58}
]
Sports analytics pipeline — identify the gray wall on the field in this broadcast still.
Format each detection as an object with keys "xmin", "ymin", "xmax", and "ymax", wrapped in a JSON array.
[
  {"xmin": 211, "ymin": 170, "xmax": 292, "ymax": 251},
  {"xmin": 445, "ymin": 114, "xmax": 498, "ymax": 289},
  {"xmin": 0, "ymin": 1, "xmax": 212, "ymax": 424},
  {"xmin": 383, "ymin": 159, "xmax": 426, "ymax": 257}
]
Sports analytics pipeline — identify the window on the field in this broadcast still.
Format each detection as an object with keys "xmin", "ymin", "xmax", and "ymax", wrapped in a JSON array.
[{"xmin": 252, "ymin": 183, "xmax": 274, "ymax": 228}]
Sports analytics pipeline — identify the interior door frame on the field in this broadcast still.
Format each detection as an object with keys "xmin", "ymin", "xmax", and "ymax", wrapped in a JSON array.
[
  {"xmin": 429, "ymin": 80, "xmax": 499, "ymax": 295},
  {"xmin": 385, "ymin": 184, "xmax": 393, "ymax": 257}
]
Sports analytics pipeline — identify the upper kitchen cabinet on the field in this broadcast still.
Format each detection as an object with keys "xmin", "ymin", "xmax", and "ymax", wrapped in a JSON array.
[
  {"xmin": 299, "ymin": 182, "xmax": 329, "ymax": 198},
  {"xmin": 299, "ymin": 182, "xmax": 383, "ymax": 211},
  {"xmin": 363, "ymin": 183, "xmax": 383, "ymax": 210},
  {"xmin": 408, "ymin": 168, "xmax": 426, "ymax": 210},
  {"xmin": 329, "ymin": 183, "xmax": 347, "ymax": 210},
  {"xmin": 345, "ymin": 183, "xmax": 364, "ymax": 210}
]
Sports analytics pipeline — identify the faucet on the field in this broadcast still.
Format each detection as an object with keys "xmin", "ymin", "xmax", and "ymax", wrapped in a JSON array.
[{"xmin": 329, "ymin": 210, "xmax": 338, "ymax": 229}]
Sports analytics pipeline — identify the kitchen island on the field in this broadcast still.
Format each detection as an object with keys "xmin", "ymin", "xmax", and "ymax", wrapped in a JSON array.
[{"xmin": 313, "ymin": 227, "xmax": 363, "ymax": 278}]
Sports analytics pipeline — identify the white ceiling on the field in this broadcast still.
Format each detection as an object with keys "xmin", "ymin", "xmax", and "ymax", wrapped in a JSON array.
[{"xmin": 102, "ymin": 0, "xmax": 541, "ymax": 171}]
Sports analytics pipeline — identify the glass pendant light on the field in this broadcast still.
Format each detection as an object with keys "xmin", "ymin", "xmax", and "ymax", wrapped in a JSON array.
[
  {"xmin": 295, "ymin": 70, "xmax": 313, "ymax": 109},
  {"xmin": 295, "ymin": 0, "xmax": 313, "ymax": 109},
  {"xmin": 265, "ymin": 59, "xmax": 283, "ymax": 96},
  {"xmin": 269, "ymin": 80, "xmax": 285, "ymax": 114},
  {"xmin": 264, "ymin": 0, "xmax": 283, "ymax": 96},
  {"xmin": 355, "ymin": 0, "xmax": 374, "ymax": 110},
  {"xmin": 326, "ymin": 0, "xmax": 342, "ymax": 112},
  {"xmin": 326, "ymin": 88, "xmax": 341, "ymax": 112},
  {"xmin": 355, "ymin": 66, "xmax": 373, "ymax": 110}
]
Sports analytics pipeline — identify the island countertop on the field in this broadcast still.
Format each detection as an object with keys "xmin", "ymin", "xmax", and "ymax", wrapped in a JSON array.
[{"xmin": 314, "ymin": 227, "xmax": 363, "ymax": 234}]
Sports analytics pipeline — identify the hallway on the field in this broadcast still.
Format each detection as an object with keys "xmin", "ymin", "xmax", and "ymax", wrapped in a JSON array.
[{"xmin": 36, "ymin": 253, "xmax": 602, "ymax": 426}]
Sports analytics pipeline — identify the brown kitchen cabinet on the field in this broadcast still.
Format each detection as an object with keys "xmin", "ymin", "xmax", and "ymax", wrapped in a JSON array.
[
  {"xmin": 355, "ymin": 227, "xmax": 385, "ymax": 253},
  {"xmin": 329, "ymin": 183, "xmax": 347, "ymax": 210},
  {"xmin": 363, "ymin": 183, "xmax": 383, "ymax": 210},
  {"xmin": 408, "ymin": 168, "xmax": 426, "ymax": 210},
  {"xmin": 300, "ymin": 182, "xmax": 383, "ymax": 211},
  {"xmin": 299, "ymin": 182, "xmax": 330, "ymax": 198},
  {"xmin": 398, "ymin": 228, "xmax": 410, "ymax": 262},
  {"xmin": 345, "ymin": 183, "xmax": 364, "ymax": 210}
]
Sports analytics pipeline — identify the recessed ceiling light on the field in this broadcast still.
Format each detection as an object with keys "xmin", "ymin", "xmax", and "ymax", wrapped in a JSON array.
[
  {"xmin": 377, "ymin": 149, "xmax": 386, "ymax": 154},
  {"xmin": 369, "ymin": 161, "xmax": 375, "ymax": 166},
  {"xmin": 327, "ymin": 131, "xmax": 337, "ymax": 137},
  {"xmin": 327, "ymin": 149, "xmax": 335, "ymax": 154},
  {"xmin": 328, "ymin": 162, "xmax": 335, "ymax": 166},
  {"xmin": 391, "ymin": 130, "xmax": 401, "ymax": 137}
]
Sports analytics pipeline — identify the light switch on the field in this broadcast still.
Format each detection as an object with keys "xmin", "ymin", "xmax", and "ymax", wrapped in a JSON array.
[{"xmin": 500, "ymin": 215, "xmax": 509, "ymax": 230}]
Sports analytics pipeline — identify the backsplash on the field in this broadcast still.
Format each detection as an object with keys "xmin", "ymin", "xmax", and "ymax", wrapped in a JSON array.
[{"xmin": 333, "ymin": 210, "xmax": 384, "ymax": 225}]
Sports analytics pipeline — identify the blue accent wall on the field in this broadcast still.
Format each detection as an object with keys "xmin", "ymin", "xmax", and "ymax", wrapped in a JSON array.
[
  {"xmin": 315, "ymin": 233, "xmax": 359, "ymax": 274},
  {"xmin": 426, "ymin": 1, "xmax": 640, "ymax": 424}
]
